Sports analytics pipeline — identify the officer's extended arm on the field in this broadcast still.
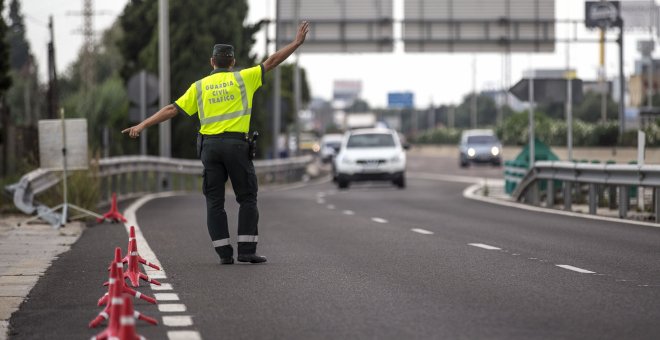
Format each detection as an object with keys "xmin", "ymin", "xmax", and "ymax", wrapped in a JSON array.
[
  {"xmin": 263, "ymin": 21, "xmax": 310, "ymax": 73},
  {"xmin": 122, "ymin": 104, "xmax": 178, "ymax": 138}
]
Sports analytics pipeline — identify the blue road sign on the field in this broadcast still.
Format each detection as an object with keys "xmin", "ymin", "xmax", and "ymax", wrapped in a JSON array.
[{"xmin": 388, "ymin": 92, "xmax": 414, "ymax": 109}]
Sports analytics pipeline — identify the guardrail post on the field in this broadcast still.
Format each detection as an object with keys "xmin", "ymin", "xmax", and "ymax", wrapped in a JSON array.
[
  {"xmin": 618, "ymin": 185, "xmax": 629, "ymax": 218},
  {"xmin": 546, "ymin": 179, "xmax": 554, "ymax": 207},
  {"xmin": 588, "ymin": 184, "xmax": 597, "ymax": 215},
  {"xmin": 563, "ymin": 181, "xmax": 572, "ymax": 211},
  {"xmin": 655, "ymin": 187, "xmax": 660, "ymax": 223},
  {"xmin": 529, "ymin": 181, "xmax": 539, "ymax": 206},
  {"xmin": 608, "ymin": 186, "xmax": 617, "ymax": 210},
  {"xmin": 142, "ymin": 171, "xmax": 148, "ymax": 194}
]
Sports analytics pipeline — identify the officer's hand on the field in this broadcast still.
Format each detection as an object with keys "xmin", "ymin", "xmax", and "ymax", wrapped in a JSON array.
[
  {"xmin": 295, "ymin": 21, "xmax": 310, "ymax": 46},
  {"xmin": 121, "ymin": 124, "xmax": 143, "ymax": 138}
]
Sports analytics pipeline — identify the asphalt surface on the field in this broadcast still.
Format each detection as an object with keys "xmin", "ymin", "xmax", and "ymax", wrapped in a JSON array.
[{"xmin": 9, "ymin": 155, "xmax": 660, "ymax": 339}]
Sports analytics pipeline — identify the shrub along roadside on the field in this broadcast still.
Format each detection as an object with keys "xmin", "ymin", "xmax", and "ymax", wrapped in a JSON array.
[{"xmin": 413, "ymin": 111, "xmax": 660, "ymax": 147}]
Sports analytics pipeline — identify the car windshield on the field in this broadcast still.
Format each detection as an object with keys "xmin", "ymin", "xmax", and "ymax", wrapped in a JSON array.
[
  {"xmin": 467, "ymin": 135, "xmax": 498, "ymax": 144},
  {"xmin": 347, "ymin": 134, "xmax": 395, "ymax": 148}
]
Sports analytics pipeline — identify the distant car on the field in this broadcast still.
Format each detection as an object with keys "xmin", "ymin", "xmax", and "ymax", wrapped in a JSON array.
[
  {"xmin": 459, "ymin": 129, "xmax": 502, "ymax": 167},
  {"xmin": 333, "ymin": 128, "xmax": 406, "ymax": 189},
  {"xmin": 319, "ymin": 134, "xmax": 343, "ymax": 163}
]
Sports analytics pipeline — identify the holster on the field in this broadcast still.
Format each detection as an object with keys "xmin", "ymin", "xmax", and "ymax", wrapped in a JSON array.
[{"xmin": 248, "ymin": 131, "xmax": 259, "ymax": 160}]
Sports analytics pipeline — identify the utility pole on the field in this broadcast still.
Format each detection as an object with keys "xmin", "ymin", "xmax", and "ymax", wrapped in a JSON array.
[
  {"xmin": 273, "ymin": 0, "xmax": 281, "ymax": 159},
  {"xmin": 528, "ymin": 66, "xmax": 535, "ymax": 168},
  {"xmin": 81, "ymin": 0, "xmax": 94, "ymax": 93},
  {"xmin": 471, "ymin": 54, "xmax": 477, "ymax": 128},
  {"xmin": 158, "ymin": 0, "xmax": 171, "ymax": 188},
  {"xmin": 599, "ymin": 27, "xmax": 607, "ymax": 122},
  {"xmin": 47, "ymin": 15, "xmax": 58, "ymax": 119},
  {"xmin": 293, "ymin": 0, "xmax": 301, "ymax": 156}
]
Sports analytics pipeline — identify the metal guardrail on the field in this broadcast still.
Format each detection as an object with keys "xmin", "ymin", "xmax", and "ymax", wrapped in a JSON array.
[
  {"xmin": 5, "ymin": 155, "xmax": 314, "ymax": 226},
  {"xmin": 513, "ymin": 161, "xmax": 660, "ymax": 223}
]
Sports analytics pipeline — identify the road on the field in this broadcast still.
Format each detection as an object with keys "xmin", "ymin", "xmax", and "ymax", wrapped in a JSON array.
[{"xmin": 9, "ymin": 155, "xmax": 660, "ymax": 339}]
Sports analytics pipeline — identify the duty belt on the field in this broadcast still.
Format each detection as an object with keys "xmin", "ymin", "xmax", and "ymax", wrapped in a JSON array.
[{"xmin": 202, "ymin": 132, "xmax": 248, "ymax": 140}]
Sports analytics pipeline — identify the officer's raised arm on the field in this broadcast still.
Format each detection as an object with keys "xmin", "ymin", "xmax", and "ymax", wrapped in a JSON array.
[
  {"xmin": 262, "ymin": 21, "xmax": 310, "ymax": 73},
  {"xmin": 121, "ymin": 104, "xmax": 178, "ymax": 138}
]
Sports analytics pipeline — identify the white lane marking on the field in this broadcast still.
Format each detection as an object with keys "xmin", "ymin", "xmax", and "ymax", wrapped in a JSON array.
[
  {"xmin": 317, "ymin": 192, "xmax": 326, "ymax": 197},
  {"xmin": 327, "ymin": 204, "xmax": 335, "ymax": 210},
  {"xmin": 147, "ymin": 272, "xmax": 167, "ymax": 279},
  {"xmin": 317, "ymin": 198, "xmax": 326, "ymax": 204},
  {"xmin": 168, "ymin": 331, "xmax": 202, "ymax": 340},
  {"xmin": 371, "ymin": 217, "xmax": 388, "ymax": 224},
  {"xmin": 409, "ymin": 172, "xmax": 483, "ymax": 184},
  {"xmin": 468, "ymin": 243, "xmax": 501, "ymax": 250},
  {"xmin": 462, "ymin": 183, "xmax": 660, "ymax": 229},
  {"xmin": 123, "ymin": 192, "xmax": 200, "ymax": 337},
  {"xmin": 342, "ymin": 210, "xmax": 355, "ymax": 215},
  {"xmin": 151, "ymin": 283, "xmax": 173, "ymax": 291},
  {"xmin": 556, "ymin": 265, "xmax": 596, "ymax": 274},
  {"xmin": 162, "ymin": 316, "xmax": 193, "ymax": 327},
  {"xmin": 159, "ymin": 304, "xmax": 187, "ymax": 312},
  {"xmin": 411, "ymin": 228, "xmax": 434, "ymax": 235},
  {"xmin": 155, "ymin": 293, "xmax": 180, "ymax": 301}
]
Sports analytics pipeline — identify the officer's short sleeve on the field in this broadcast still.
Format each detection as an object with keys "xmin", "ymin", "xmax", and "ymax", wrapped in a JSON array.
[
  {"xmin": 174, "ymin": 83, "xmax": 198, "ymax": 116},
  {"xmin": 240, "ymin": 65, "xmax": 263, "ymax": 92}
]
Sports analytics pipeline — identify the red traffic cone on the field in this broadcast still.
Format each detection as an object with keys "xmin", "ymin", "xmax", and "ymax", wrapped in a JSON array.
[
  {"xmin": 117, "ymin": 296, "xmax": 147, "ymax": 340},
  {"xmin": 107, "ymin": 226, "xmax": 160, "ymax": 272},
  {"xmin": 98, "ymin": 248, "xmax": 157, "ymax": 306},
  {"xmin": 90, "ymin": 261, "xmax": 157, "ymax": 328},
  {"xmin": 124, "ymin": 238, "xmax": 161, "ymax": 287},
  {"xmin": 97, "ymin": 193, "xmax": 127, "ymax": 223},
  {"xmin": 91, "ymin": 279, "xmax": 123, "ymax": 340}
]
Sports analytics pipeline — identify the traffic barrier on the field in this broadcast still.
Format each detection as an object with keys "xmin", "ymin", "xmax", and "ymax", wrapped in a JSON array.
[
  {"xmin": 123, "ymin": 226, "xmax": 161, "ymax": 271},
  {"xmin": 98, "ymin": 248, "xmax": 157, "ymax": 306},
  {"xmin": 90, "ymin": 262, "xmax": 157, "ymax": 328},
  {"xmin": 97, "ymin": 193, "xmax": 127, "ymax": 223}
]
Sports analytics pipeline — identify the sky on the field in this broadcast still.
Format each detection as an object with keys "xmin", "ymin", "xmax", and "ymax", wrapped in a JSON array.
[{"xmin": 12, "ymin": 0, "xmax": 660, "ymax": 109}]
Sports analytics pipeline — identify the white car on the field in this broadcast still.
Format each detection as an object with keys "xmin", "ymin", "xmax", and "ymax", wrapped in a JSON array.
[
  {"xmin": 319, "ymin": 134, "xmax": 343, "ymax": 163},
  {"xmin": 333, "ymin": 128, "xmax": 407, "ymax": 189}
]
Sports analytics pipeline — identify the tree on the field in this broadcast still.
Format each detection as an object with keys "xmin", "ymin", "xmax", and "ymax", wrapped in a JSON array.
[
  {"xmin": 117, "ymin": 0, "xmax": 310, "ymax": 158},
  {"xmin": 0, "ymin": 0, "xmax": 10, "ymax": 96},
  {"xmin": 453, "ymin": 93, "xmax": 498, "ymax": 128},
  {"xmin": 7, "ymin": 0, "xmax": 29, "ymax": 70}
]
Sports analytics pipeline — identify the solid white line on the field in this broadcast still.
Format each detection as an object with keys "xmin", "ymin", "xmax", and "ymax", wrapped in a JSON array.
[
  {"xmin": 342, "ymin": 210, "xmax": 355, "ymax": 215},
  {"xmin": 371, "ymin": 217, "xmax": 388, "ymax": 224},
  {"xmin": 158, "ymin": 304, "xmax": 187, "ymax": 312},
  {"xmin": 411, "ymin": 228, "xmax": 434, "ymax": 235},
  {"xmin": 556, "ymin": 264, "xmax": 596, "ymax": 274},
  {"xmin": 162, "ymin": 315, "xmax": 193, "ymax": 327},
  {"xmin": 151, "ymin": 283, "xmax": 173, "ymax": 291},
  {"xmin": 468, "ymin": 243, "xmax": 501, "ymax": 250},
  {"xmin": 155, "ymin": 293, "xmax": 180, "ymax": 301},
  {"xmin": 168, "ymin": 331, "xmax": 202, "ymax": 340}
]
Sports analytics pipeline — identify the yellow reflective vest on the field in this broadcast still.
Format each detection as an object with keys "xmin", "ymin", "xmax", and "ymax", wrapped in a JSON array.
[{"xmin": 174, "ymin": 65, "xmax": 263, "ymax": 135}]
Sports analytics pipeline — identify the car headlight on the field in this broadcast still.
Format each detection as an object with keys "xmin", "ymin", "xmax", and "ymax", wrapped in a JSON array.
[
  {"xmin": 491, "ymin": 146, "xmax": 500, "ymax": 156},
  {"xmin": 312, "ymin": 143, "xmax": 320, "ymax": 153},
  {"xmin": 467, "ymin": 148, "xmax": 476, "ymax": 157},
  {"xmin": 390, "ymin": 155, "xmax": 401, "ymax": 163}
]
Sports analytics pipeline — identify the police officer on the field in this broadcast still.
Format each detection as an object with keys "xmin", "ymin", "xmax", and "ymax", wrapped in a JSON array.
[{"xmin": 122, "ymin": 21, "xmax": 310, "ymax": 264}]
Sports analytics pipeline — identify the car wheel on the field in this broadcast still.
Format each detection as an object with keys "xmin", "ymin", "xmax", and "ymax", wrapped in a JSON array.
[
  {"xmin": 393, "ymin": 175, "xmax": 406, "ymax": 189},
  {"xmin": 460, "ymin": 160, "xmax": 469, "ymax": 168},
  {"xmin": 337, "ymin": 179, "xmax": 350, "ymax": 189}
]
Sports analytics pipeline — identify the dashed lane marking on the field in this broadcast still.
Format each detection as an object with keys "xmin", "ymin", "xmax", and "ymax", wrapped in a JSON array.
[
  {"xmin": 327, "ymin": 204, "xmax": 335, "ymax": 210},
  {"xmin": 342, "ymin": 210, "xmax": 355, "ymax": 215},
  {"xmin": 155, "ymin": 293, "xmax": 180, "ymax": 301},
  {"xmin": 151, "ymin": 283, "xmax": 173, "ymax": 291},
  {"xmin": 468, "ymin": 243, "xmax": 501, "ymax": 250},
  {"xmin": 162, "ymin": 316, "xmax": 194, "ymax": 327},
  {"xmin": 123, "ymin": 192, "xmax": 200, "ymax": 338},
  {"xmin": 168, "ymin": 331, "xmax": 202, "ymax": 340},
  {"xmin": 556, "ymin": 265, "xmax": 596, "ymax": 274},
  {"xmin": 371, "ymin": 217, "xmax": 388, "ymax": 224},
  {"xmin": 411, "ymin": 228, "xmax": 434, "ymax": 235},
  {"xmin": 158, "ymin": 304, "xmax": 187, "ymax": 312}
]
